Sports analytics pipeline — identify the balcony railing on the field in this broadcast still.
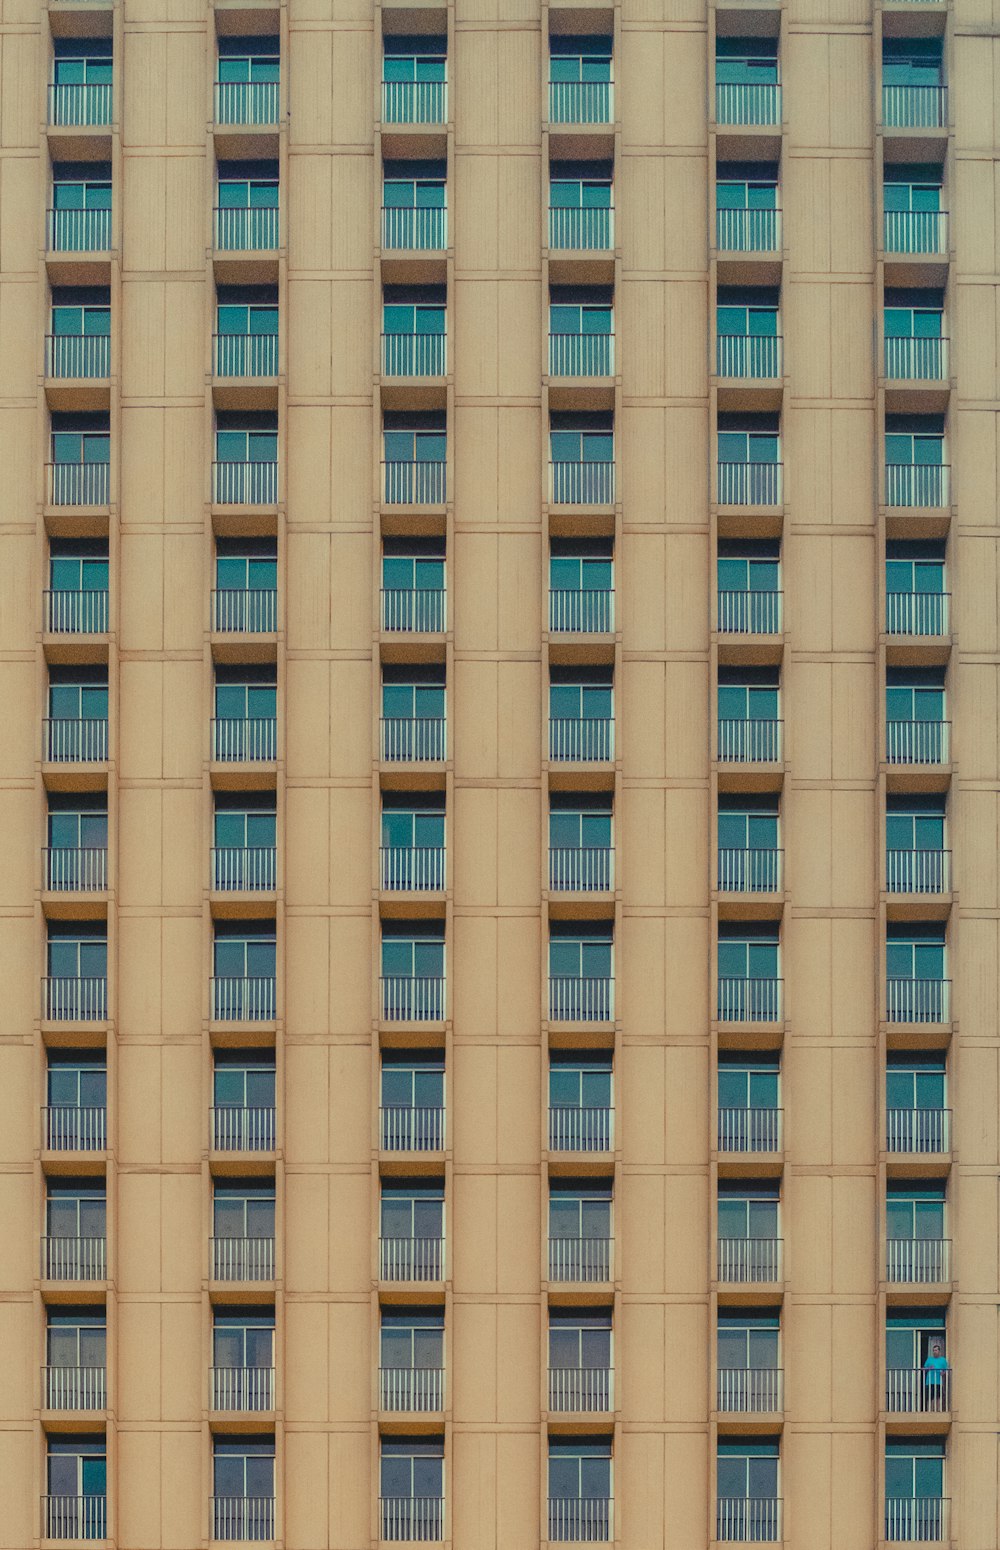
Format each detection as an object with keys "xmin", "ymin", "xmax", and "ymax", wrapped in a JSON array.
[
  {"xmin": 886, "ymin": 591, "xmax": 949, "ymax": 636},
  {"xmin": 885, "ymin": 463, "xmax": 949, "ymax": 508},
  {"xmin": 380, "ymin": 717, "xmax": 447, "ymax": 762},
  {"xmin": 214, "ymin": 332, "xmax": 279, "ymax": 378},
  {"xmin": 717, "ymin": 1368, "xmax": 783, "ymax": 1413},
  {"xmin": 549, "ymin": 460, "xmax": 615, "ymax": 504},
  {"xmin": 379, "ymin": 1235, "xmax": 444, "ymax": 1281},
  {"xmin": 44, "ymin": 977, "xmax": 107, "ymax": 1021},
  {"xmin": 548, "ymin": 206, "xmax": 614, "ymax": 250},
  {"xmin": 382, "ymin": 81, "xmax": 448, "ymax": 124},
  {"xmin": 548, "ymin": 1106, "xmax": 613, "ymax": 1151},
  {"xmin": 717, "ymin": 462, "xmax": 782, "ymax": 506},
  {"xmin": 382, "ymin": 460, "xmax": 446, "ymax": 504},
  {"xmin": 44, "ymin": 1105, "xmax": 106, "ymax": 1150},
  {"xmin": 549, "ymin": 332, "xmax": 614, "ymax": 377},
  {"xmin": 44, "ymin": 589, "xmax": 109, "ymax": 634},
  {"xmin": 548, "ymin": 717, "xmax": 614, "ymax": 762},
  {"xmin": 885, "ymin": 1498, "xmax": 949, "ymax": 1543},
  {"xmin": 44, "ymin": 847, "xmax": 108, "ymax": 892},
  {"xmin": 48, "ymin": 82, "xmax": 113, "ymax": 126},
  {"xmin": 380, "ymin": 1366, "xmax": 444, "ymax": 1411},
  {"xmin": 211, "ymin": 976, "xmax": 277, "ymax": 1021},
  {"xmin": 211, "ymin": 717, "xmax": 277, "ymax": 762},
  {"xmin": 885, "ymin": 720, "xmax": 950, "ymax": 765},
  {"xmin": 886, "ymin": 978, "xmax": 950, "ymax": 1023},
  {"xmin": 548, "ymin": 1367, "xmax": 612, "ymax": 1411},
  {"xmin": 883, "ymin": 85, "xmax": 947, "ymax": 129},
  {"xmin": 884, "ymin": 210, "xmax": 948, "ymax": 255},
  {"xmin": 214, "ymin": 206, "xmax": 279, "ymax": 251},
  {"xmin": 716, "ymin": 208, "xmax": 780, "ymax": 253},
  {"xmin": 886, "ymin": 1237, "xmax": 951, "ymax": 1283},
  {"xmin": 211, "ymin": 1105, "xmax": 276, "ymax": 1151},
  {"xmin": 381, "ymin": 588, "xmax": 446, "ymax": 633},
  {"xmin": 885, "ymin": 335, "xmax": 948, "ymax": 382},
  {"xmin": 717, "ymin": 1498, "xmax": 782, "ymax": 1542},
  {"xmin": 380, "ymin": 976, "xmax": 446, "ymax": 1022},
  {"xmin": 380, "ymin": 1497, "xmax": 444, "ymax": 1542},
  {"xmin": 380, "ymin": 1105, "xmax": 446, "ymax": 1151},
  {"xmin": 887, "ymin": 1107, "xmax": 950, "ymax": 1154},
  {"xmin": 548, "ymin": 976, "xmax": 614, "ymax": 1021},
  {"xmin": 382, "ymin": 332, "xmax": 446, "ymax": 377},
  {"xmin": 717, "ymin": 718, "xmax": 782, "ymax": 763},
  {"xmin": 211, "ymin": 1235, "xmax": 275, "ymax": 1281},
  {"xmin": 211, "ymin": 1497, "xmax": 275, "ymax": 1542},
  {"xmin": 717, "ymin": 977, "xmax": 782, "ymax": 1023},
  {"xmin": 212, "ymin": 588, "xmax": 278, "ymax": 633},
  {"xmin": 717, "ymin": 589, "xmax": 782, "ymax": 634},
  {"xmin": 718, "ymin": 848, "xmax": 782, "ymax": 894},
  {"xmin": 47, "ymin": 207, "xmax": 112, "ymax": 252},
  {"xmin": 47, "ymin": 462, "xmax": 110, "ymax": 506},
  {"xmin": 42, "ymin": 1235, "xmax": 106, "ymax": 1280},
  {"xmin": 43, "ymin": 1495, "xmax": 107, "ymax": 1540},
  {"xmin": 211, "ymin": 847, "xmax": 277, "ymax": 891},
  {"xmin": 716, "ymin": 333, "xmax": 783, "ymax": 379},
  {"xmin": 45, "ymin": 333, "xmax": 110, "ymax": 379},
  {"xmin": 549, "ymin": 588, "xmax": 614, "ymax": 633},
  {"xmin": 548, "ymin": 1236, "xmax": 612, "ymax": 1282},
  {"xmin": 886, "ymin": 1368, "xmax": 951, "ymax": 1413},
  {"xmin": 548, "ymin": 847, "xmax": 614, "ymax": 892},
  {"xmin": 717, "ymin": 1107, "xmax": 782, "ymax": 1154},
  {"xmin": 715, "ymin": 81, "xmax": 781, "ymax": 126},
  {"xmin": 211, "ymin": 1365, "xmax": 275, "ymax": 1411},
  {"xmin": 886, "ymin": 850, "xmax": 950, "ymax": 895},
  {"xmin": 43, "ymin": 1365, "xmax": 106, "ymax": 1410},
  {"xmin": 212, "ymin": 460, "xmax": 278, "ymax": 505},
  {"xmin": 214, "ymin": 80, "xmax": 280, "ymax": 125},
  {"xmin": 548, "ymin": 1497, "xmax": 612, "ymax": 1542},
  {"xmin": 380, "ymin": 846, "xmax": 445, "ymax": 892},
  {"xmin": 717, "ymin": 1237, "xmax": 782, "ymax": 1282},
  {"xmin": 382, "ymin": 206, "xmax": 447, "ymax": 250},
  {"xmin": 548, "ymin": 80, "xmax": 613, "ymax": 124}
]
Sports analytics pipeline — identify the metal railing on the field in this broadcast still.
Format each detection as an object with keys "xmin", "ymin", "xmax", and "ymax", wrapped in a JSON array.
[
  {"xmin": 43, "ymin": 1365, "xmax": 106, "ymax": 1410},
  {"xmin": 380, "ymin": 846, "xmax": 445, "ymax": 891},
  {"xmin": 42, "ymin": 1235, "xmax": 106, "ymax": 1280},
  {"xmin": 885, "ymin": 463, "xmax": 949, "ymax": 508},
  {"xmin": 382, "ymin": 332, "xmax": 447, "ymax": 377},
  {"xmin": 211, "ymin": 717, "xmax": 277, "ymax": 762},
  {"xmin": 211, "ymin": 588, "xmax": 277, "ymax": 633},
  {"xmin": 380, "ymin": 976, "xmax": 446, "ymax": 1021},
  {"xmin": 382, "ymin": 81, "xmax": 448, "ymax": 124},
  {"xmin": 884, "ymin": 335, "xmax": 948, "ymax": 381},
  {"xmin": 886, "ymin": 591, "xmax": 949, "ymax": 636},
  {"xmin": 886, "ymin": 1368, "xmax": 951, "ymax": 1413},
  {"xmin": 45, "ymin": 333, "xmax": 110, "ymax": 379},
  {"xmin": 548, "ymin": 1367, "xmax": 612, "ymax": 1411},
  {"xmin": 717, "ymin": 589, "xmax": 782, "ymax": 634},
  {"xmin": 212, "ymin": 460, "xmax": 278, "ymax": 505},
  {"xmin": 716, "ymin": 333, "xmax": 782, "ymax": 379},
  {"xmin": 549, "ymin": 461, "xmax": 615, "ymax": 504},
  {"xmin": 715, "ymin": 81, "xmax": 781, "ymax": 126},
  {"xmin": 717, "ymin": 461, "xmax": 782, "ymax": 506},
  {"xmin": 381, "ymin": 588, "xmax": 446, "ymax": 632},
  {"xmin": 884, "ymin": 210, "xmax": 948, "ymax": 255},
  {"xmin": 214, "ymin": 206, "xmax": 279, "ymax": 251},
  {"xmin": 717, "ymin": 977, "xmax": 782, "ymax": 1023},
  {"xmin": 211, "ymin": 1497, "xmax": 275, "ymax": 1542},
  {"xmin": 211, "ymin": 1365, "xmax": 275, "ymax": 1411},
  {"xmin": 548, "ymin": 206, "xmax": 614, "ymax": 250},
  {"xmin": 548, "ymin": 847, "xmax": 614, "ymax": 892},
  {"xmin": 885, "ymin": 1498, "xmax": 949, "ymax": 1542},
  {"xmin": 548, "ymin": 80, "xmax": 613, "ymax": 124},
  {"xmin": 717, "ymin": 1368, "xmax": 783, "ymax": 1413},
  {"xmin": 44, "ymin": 589, "xmax": 108, "ymax": 634},
  {"xmin": 47, "ymin": 206, "xmax": 111, "ymax": 252},
  {"xmin": 716, "ymin": 207, "xmax": 780, "ymax": 252},
  {"xmin": 379, "ymin": 1235, "xmax": 444, "ymax": 1281},
  {"xmin": 717, "ymin": 1237, "xmax": 782, "ymax": 1282},
  {"xmin": 211, "ymin": 1105, "xmax": 276, "ymax": 1151},
  {"xmin": 211, "ymin": 847, "xmax": 277, "ymax": 891},
  {"xmin": 382, "ymin": 206, "xmax": 447, "ymax": 250},
  {"xmin": 380, "ymin": 1366, "xmax": 445, "ymax": 1411},
  {"xmin": 47, "ymin": 462, "xmax": 110, "ymax": 506},
  {"xmin": 717, "ymin": 1498, "xmax": 782, "ymax": 1542},
  {"xmin": 382, "ymin": 460, "xmax": 446, "ymax": 504},
  {"xmin": 214, "ymin": 332, "xmax": 279, "ymax": 378},
  {"xmin": 211, "ymin": 1235, "xmax": 275, "ymax": 1281},
  {"xmin": 211, "ymin": 977, "xmax": 277, "ymax": 1021},
  {"xmin": 718, "ymin": 848, "xmax": 782, "ymax": 893},
  {"xmin": 48, "ymin": 82, "xmax": 113, "ymax": 126},
  {"xmin": 549, "ymin": 588, "xmax": 614, "ymax": 633},
  {"xmin": 44, "ymin": 847, "xmax": 108, "ymax": 892},
  {"xmin": 380, "ymin": 717, "xmax": 446, "ymax": 762},
  {"xmin": 44, "ymin": 1105, "xmax": 106, "ymax": 1150},
  {"xmin": 548, "ymin": 717, "xmax": 614, "ymax": 762},
  {"xmin": 548, "ymin": 1497, "xmax": 612, "ymax": 1541},
  {"xmin": 380, "ymin": 1105, "xmax": 446, "ymax": 1151},
  {"xmin": 214, "ymin": 80, "xmax": 280, "ymax": 125},
  {"xmin": 548, "ymin": 976, "xmax": 614, "ymax": 1021},
  {"xmin": 380, "ymin": 1497, "xmax": 444, "ymax": 1541},
  {"xmin": 886, "ymin": 977, "xmax": 950, "ymax": 1023},
  {"xmin": 886, "ymin": 1237, "xmax": 951, "ymax": 1283},
  {"xmin": 718, "ymin": 718, "xmax": 782, "ymax": 762},
  {"xmin": 548, "ymin": 1236, "xmax": 612, "ymax": 1281},
  {"xmin": 548, "ymin": 1106, "xmax": 613, "ymax": 1151},
  {"xmin": 886, "ymin": 849, "xmax": 950, "ymax": 895},
  {"xmin": 887, "ymin": 1107, "xmax": 950, "ymax": 1153},
  {"xmin": 44, "ymin": 977, "xmax": 107, "ymax": 1021},
  {"xmin": 549, "ymin": 332, "xmax": 614, "ymax": 377},
  {"xmin": 885, "ymin": 720, "xmax": 950, "ymax": 764},
  {"xmin": 43, "ymin": 1495, "xmax": 107, "ymax": 1540},
  {"xmin": 718, "ymin": 1107, "xmax": 782, "ymax": 1153},
  {"xmin": 883, "ymin": 85, "xmax": 947, "ymax": 129}
]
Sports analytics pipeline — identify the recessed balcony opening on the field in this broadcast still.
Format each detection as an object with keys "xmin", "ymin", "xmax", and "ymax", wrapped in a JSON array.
[
  {"xmin": 716, "ymin": 159, "xmax": 780, "ymax": 254},
  {"xmin": 882, "ymin": 37, "xmax": 946, "ymax": 129},
  {"xmin": 550, "ymin": 412, "xmax": 614, "ymax": 505},
  {"xmin": 212, "ymin": 920, "xmax": 276, "ymax": 1022},
  {"xmin": 380, "ymin": 791, "xmax": 445, "ymax": 892},
  {"xmin": 718, "ymin": 794, "xmax": 781, "ymax": 896},
  {"xmin": 886, "ymin": 922, "xmax": 948, "ymax": 1024},
  {"xmin": 715, "ymin": 34, "xmax": 780, "ymax": 127},
  {"xmin": 383, "ymin": 284, "xmax": 447, "ymax": 378},
  {"xmin": 884, "ymin": 164, "xmax": 946, "ymax": 256},
  {"xmin": 717, "ymin": 412, "xmax": 781, "ymax": 506},
  {"xmin": 549, "ymin": 158, "xmax": 613, "ymax": 251},
  {"xmin": 215, "ymin": 158, "xmax": 279, "ymax": 251},
  {"xmin": 214, "ymin": 411, "xmax": 278, "ymax": 506},
  {"xmin": 49, "ymin": 411, "xmax": 110, "ymax": 506},
  {"xmin": 549, "ymin": 919, "xmax": 614, "ymax": 1022},
  {"xmin": 380, "ymin": 1177, "xmax": 445, "ymax": 1281},
  {"xmin": 212, "ymin": 1306, "xmax": 275, "ymax": 1412},
  {"xmin": 46, "ymin": 792, "xmax": 108, "ymax": 895},
  {"xmin": 886, "ymin": 539, "xmax": 948, "ymax": 637},
  {"xmin": 718, "ymin": 1179, "xmax": 781, "ymax": 1283},
  {"xmin": 549, "ymin": 31, "xmax": 612, "ymax": 125},
  {"xmin": 886, "ymin": 665, "xmax": 948, "ymax": 766},
  {"xmin": 718, "ymin": 1052, "xmax": 781, "ymax": 1153},
  {"xmin": 381, "ymin": 919, "xmax": 445, "ymax": 1021},
  {"xmin": 45, "ymin": 1048, "xmax": 106, "ymax": 1150},
  {"xmin": 885, "ymin": 1438, "xmax": 948, "ymax": 1542},
  {"xmin": 885, "ymin": 287, "xmax": 947, "ymax": 382},
  {"xmin": 717, "ymin": 1309, "xmax": 782, "ymax": 1413},
  {"xmin": 213, "ymin": 792, "xmax": 276, "ymax": 892},
  {"xmin": 549, "ymin": 284, "xmax": 614, "ymax": 378},
  {"xmin": 382, "ymin": 536, "xmax": 446, "ymax": 632},
  {"xmin": 216, "ymin": 34, "xmax": 280, "ymax": 126},
  {"xmin": 887, "ymin": 1052, "xmax": 949, "ymax": 1155},
  {"xmin": 47, "ymin": 286, "xmax": 110, "ymax": 381},
  {"xmin": 382, "ymin": 32, "xmax": 447, "ymax": 124},
  {"xmin": 380, "ymin": 1049, "xmax": 445, "ymax": 1151},
  {"xmin": 46, "ymin": 1306, "xmax": 106, "ymax": 1411},
  {"xmin": 548, "ymin": 1435, "xmax": 613, "ymax": 1541},
  {"xmin": 887, "ymin": 1181, "xmax": 949, "ymax": 1283},
  {"xmin": 46, "ymin": 920, "xmax": 107, "ymax": 1021},
  {"xmin": 45, "ymin": 1433, "xmax": 106, "ymax": 1541},
  {"xmin": 717, "ymin": 1438, "xmax": 781, "ymax": 1542},
  {"xmin": 718, "ymin": 666, "xmax": 782, "ymax": 764},
  {"xmin": 887, "ymin": 1309, "xmax": 950, "ymax": 1414},
  {"xmin": 50, "ymin": 36, "xmax": 112, "ymax": 126},
  {"xmin": 717, "ymin": 285, "xmax": 781, "ymax": 381},
  {"xmin": 380, "ymin": 1435, "xmax": 445, "ymax": 1541},
  {"xmin": 382, "ymin": 158, "xmax": 447, "ymax": 251},
  {"xmin": 215, "ymin": 285, "xmax": 279, "ymax": 380},
  {"xmin": 549, "ymin": 1049, "xmax": 613, "ymax": 1151},
  {"xmin": 49, "ymin": 161, "xmax": 111, "ymax": 253},
  {"xmin": 717, "ymin": 921, "xmax": 782, "ymax": 1023},
  {"xmin": 212, "ymin": 1435, "xmax": 275, "ymax": 1542},
  {"xmin": 549, "ymin": 790, "xmax": 613, "ymax": 894},
  {"xmin": 381, "ymin": 663, "xmax": 446, "ymax": 761},
  {"xmin": 212, "ymin": 1049, "xmax": 276, "ymax": 1151},
  {"xmin": 549, "ymin": 1178, "xmax": 613, "ymax": 1282},
  {"xmin": 213, "ymin": 536, "xmax": 277, "ymax": 632},
  {"xmin": 885, "ymin": 413, "xmax": 948, "ymax": 508},
  {"xmin": 212, "ymin": 1180, "xmax": 275, "ymax": 1282},
  {"xmin": 549, "ymin": 1307, "xmax": 613, "ymax": 1411},
  {"xmin": 383, "ymin": 411, "xmax": 446, "ymax": 504},
  {"xmin": 380, "ymin": 1306, "xmax": 444, "ymax": 1412},
  {"xmin": 717, "ymin": 538, "xmax": 781, "ymax": 634},
  {"xmin": 44, "ymin": 1177, "xmax": 106, "ymax": 1281}
]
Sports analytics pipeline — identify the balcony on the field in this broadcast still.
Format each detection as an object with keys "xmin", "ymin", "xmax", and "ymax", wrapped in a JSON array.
[
  {"xmin": 211, "ymin": 976, "xmax": 277, "ymax": 1021},
  {"xmin": 549, "ymin": 460, "xmax": 615, "ymax": 504},
  {"xmin": 886, "ymin": 1368, "xmax": 951, "ymax": 1413},
  {"xmin": 717, "ymin": 590, "xmax": 782, "ymax": 635},
  {"xmin": 548, "ymin": 1366, "xmax": 612, "ymax": 1411},
  {"xmin": 383, "ymin": 461, "xmax": 446, "ymax": 505},
  {"xmin": 44, "ymin": 977, "xmax": 107, "ymax": 1021},
  {"xmin": 718, "ymin": 718, "xmax": 782, "ymax": 763},
  {"xmin": 717, "ymin": 1498, "xmax": 781, "ymax": 1542},
  {"xmin": 382, "ymin": 333, "xmax": 447, "ymax": 377},
  {"xmin": 548, "ymin": 1498, "xmax": 612, "ymax": 1541},
  {"xmin": 214, "ymin": 81, "xmax": 280, "ymax": 125},
  {"xmin": 548, "ymin": 1105, "xmax": 613, "ymax": 1151},
  {"xmin": 380, "ymin": 1105, "xmax": 445, "ymax": 1151},
  {"xmin": 211, "ymin": 717, "xmax": 277, "ymax": 762},
  {"xmin": 380, "ymin": 1497, "xmax": 444, "ymax": 1542},
  {"xmin": 211, "ymin": 1364, "xmax": 275, "ymax": 1411},
  {"xmin": 885, "ymin": 1498, "xmax": 949, "ymax": 1542},
  {"xmin": 44, "ymin": 847, "xmax": 108, "ymax": 892},
  {"xmin": 214, "ymin": 333, "xmax": 279, "ymax": 378},
  {"xmin": 548, "ymin": 81, "xmax": 613, "ymax": 124},
  {"xmin": 44, "ymin": 1104, "xmax": 106, "ymax": 1150},
  {"xmin": 212, "ymin": 848, "xmax": 277, "ymax": 891},
  {"xmin": 886, "ymin": 1237, "xmax": 950, "ymax": 1283},
  {"xmin": 380, "ymin": 846, "xmax": 445, "ymax": 892},
  {"xmin": 45, "ymin": 334, "xmax": 110, "ymax": 379},
  {"xmin": 885, "ymin": 337, "xmax": 949, "ymax": 382},
  {"xmin": 548, "ymin": 847, "xmax": 614, "ymax": 892},
  {"xmin": 548, "ymin": 206, "xmax": 614, "ymax": 250},
  {"xmin": 717, "ymin": 977, "xmax": 782, "ymax": 1023},
  {"xmin": 885, "ymin": 464, "xmax": 949, "ymax": 508},
  {"xmin": 381, "ymin": 207, "xmax": 447, "ymax": 251},
  {"xmin": 381, "ymin": 717, "xmax": 446, "ymax": 762},
  {"xmin": 211, "ymin": 1105, "xmax": 276, "ymax": 1151},
  {"xmin": 47, "ymin": 462, "xmax": 110, "ymax": 506},
  {"xmin": 718, "ymin": 849, "xmax": 782, "ymax": 894},
  {"xmin": 211, "ymin": 1235, "xmax": 275, "ymax": 1281},
  {"xmin": 45, "ymin": 590, "xmax": 109, "ymax": 635},
  {"xmin": 382, "ymin": 81, "xmax": 447, "ymax": 124},
  {"xmin": 548, "ymin": 976, "xmax": 614, "ymax": 1022},
  {"xmin": 549, "ymin": 332, "xmax": 614, "ymax": 377},
  {"xmin": 717, "ymin": 1237, "xmax": 782, "ymax": 1282},
  {"xmin": 886, "ymin": 593, "xmax": 949, "ymax": 637},
  {"xmin": 48, "ymin": 82, "xmax": 113, "ymax": 126},
  {"xmin": 548, "ymin": 1236, "xmax": 612, "ymax": 1281},
  {"xmin": 211, "ymin": 589, "xmax": 277, "ymax": 633},
  {"xmin": 43, "ymin": 1495, "xmax": 107, "ymax": 1540},
  {"xmin": 549, "ymin": 588, "xmax": 614, "ymax": 633},
  {"xmin": 211, "ymin": 1497, "xmax": 275, "ymax": 1542},
  {"xmin": 212, "ymin": 461, "xmax": 278, "ymax": 505},
  {"xmin": 883, "ymin": 86, "xmax": 947, "ymax": 129},
  {"xmin": 380, "ymin": 1366, "xmax": 444, "ymax": 1411},
  {"xmin": 717, "ymin": 1368, "xmax": 783, "ymax": 1414},
  {"xmin": 887, "ymin": 1107, "xmax": 950, "ymax": 1154},
  {"xmin": 214, "ymin": 206, "xmax": 279, "ymax": 251},
  {"xmin": 885, "ymin": 721, "xmax": 949, "ymax": 765},
  {"xmin": 379, "ymin": 1235, "xmax": 444, "ymax": 1281},
  {"xmin": 382, "ymin": 589, "xmax": 446, "ymax": 633},
  {"xmin": 886, "ymin": 978, "xmax": 950, "ymax": 1023},
  {"xmin": 43, "ymin": 1364, "xmax": 106, "ymax": 1410},
  {"xmin": 886, "ymin": 850, "xmax": 950, "ymax": 895},
  {"xmin": 717, "ymin": 462, "xmax": 782, "ymax": 506},
  {"xmin": 716, "ymin": 334, "xmax": 783, "ymax": 379},
  {"xmin": 47, "ymin": 207, "xmax": 111, "ymax": 252},
  {"xmin": 42, "ymin": 1234, "xmax": 106, "ymax": 1280},
  {"xmin": 380, "ymin": 976, "xmax": 445, "ymax": 1022},
  {"xmin": 717, "ymin": 1107, "xmax": 782, "ymax": 1154},
  {"xmin": 715, "ymin": 82, "xmax": 781, "ymax": 126},
  {"xmin": 548, "ymin": 718, "xmax": 614, "ymax": 763},
  {"xmin": 884, "ymin": 211, "xmax": 948, "ymax": 256},
  {"xmin": 716, "ymin": 209, "xmax": 781, "ymax": 253}
]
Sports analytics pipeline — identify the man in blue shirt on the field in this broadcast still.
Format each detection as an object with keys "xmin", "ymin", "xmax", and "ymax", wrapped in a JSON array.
[{"xmin": 922, "ymin": 1338, "xmax": 949, "ymax": 1411}]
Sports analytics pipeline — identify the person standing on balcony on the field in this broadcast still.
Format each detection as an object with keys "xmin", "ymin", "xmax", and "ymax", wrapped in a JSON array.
[{"xmin": 922, "ymin": 1339, "xmax": 949, "ymax": 1411}]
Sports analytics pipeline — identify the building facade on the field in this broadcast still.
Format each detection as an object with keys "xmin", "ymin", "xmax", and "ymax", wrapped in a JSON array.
[{"xmin": 0, "ymin": 0, "xmax": 997, "ymax": 1546}]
